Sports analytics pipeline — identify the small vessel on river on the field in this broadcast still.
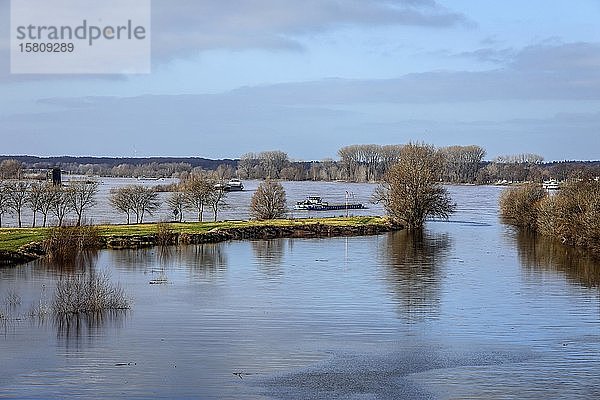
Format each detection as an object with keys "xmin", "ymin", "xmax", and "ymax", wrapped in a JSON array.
[
  {"xmin": 542, "ymin": 180, "xmax": 560, "ymax": 191},
  {"xmin": 215, "ymin": 178, "xmax": 244, "ymax": 191},
  {"xmin": 294, "ymin": 196, "xmax": 365, "ymax": 211}
]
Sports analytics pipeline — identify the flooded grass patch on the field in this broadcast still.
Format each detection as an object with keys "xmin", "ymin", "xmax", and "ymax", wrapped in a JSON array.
[{"xmin": 52, "ymin": 272, "xmax": 130, "ymax": 316}]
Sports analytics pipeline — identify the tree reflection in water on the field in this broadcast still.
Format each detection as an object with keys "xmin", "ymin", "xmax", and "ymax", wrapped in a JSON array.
[
  {"xmin": 515, "ymin": 230, "xmax": 600, "ymax": 288},
  {"xmin": 54, "ymin": 311, "xmax": 126, "ymax": 348},
  {"xmin": 380, "ymin": 230, "xmax": 452, "ymax": 321},
  {"xmin": 183, "ymin": 244, "xmax": 228, "ymax": 279},
  {"xmin": 110, "ymin": 244, "xmax": 228, "ymax": 279},
  {"xmin": 251, "ymin": 239, "xmax": 285, "ymax": 277},
  {"xmin": 38, "ymin": 249, "xmax": 130, "ymax": 347}
]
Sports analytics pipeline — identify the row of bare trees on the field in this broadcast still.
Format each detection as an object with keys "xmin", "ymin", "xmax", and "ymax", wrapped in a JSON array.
[
  {"xmin": 237, "ymin": 151, "xmax": 290, "ymax": 179},
  {"xmin": 0, "ymin": 180, "xmax": 98, "ymax": 228},
  {"xmin": 109, "ymin": 173, "xmax": 229, "ymax": 224},
  {"xmin": 337, "ymin": 144, "xmax": 489, "ymax": 183}
]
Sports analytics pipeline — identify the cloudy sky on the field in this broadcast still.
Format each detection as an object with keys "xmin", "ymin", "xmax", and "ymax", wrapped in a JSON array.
[{"xmin": 1, "ymin": 0, "xmax": 599, "ymax": 160}]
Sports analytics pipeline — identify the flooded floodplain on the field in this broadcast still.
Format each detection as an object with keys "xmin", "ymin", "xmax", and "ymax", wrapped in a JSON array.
[{"xmin": 1, "ymin": 185, "xmax": 599, "ymax": 399}]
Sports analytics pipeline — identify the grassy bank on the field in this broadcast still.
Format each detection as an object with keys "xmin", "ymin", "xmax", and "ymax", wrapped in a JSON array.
[{"xmin": 0, "ymin": 216, "xmax": 392, "ymax": 254}]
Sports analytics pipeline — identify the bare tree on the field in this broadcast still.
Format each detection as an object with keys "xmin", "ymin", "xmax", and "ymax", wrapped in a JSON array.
[
  {"xmin": 208, "ymin": 186, "xmax": 227, "ymax": 222},
  {"xmin": 0, "ymin": 181, "xmax": 12, "ymax": 227},
  {"xmin": 110, "ymin": 186, "xmax": 135, "ymax": 224},
  {"xmin": 237, "ymin": 152, "xmax": 258, "ymax": 179},
  {"xmin": 111, "ymin": 186, "xmax": 160, "ymax": 224},
  {"xmin": 167, "ymin": 191, "xmax": 186, "ymax": 222},
  {"xmin": 258, "ymin": 151, "xmax": 289, "ymax": 178},
  {"xmin": 27, "ymin": 182, "xmax": 45, "ymax": 228},
  {"xmin": 250, "ymin": 179, "xmax": 287, "ymax": 220},
  {"xmin": 7, "ymin": 180, "xmax": 30, "ymax": 228},
  {"xmin": 51, "ymin": 186, "xmax": 71, "ymax": 226},
  {"xmin": 183, "ymin": 174, "xmax": 213, "ymax": 222},
  {"xmin": 38, "ymin": 183, "xmax": 56, "ymax": 227},
  {"xmin": 131, "ymin": 186, "xmax": 161, "ymax": 223},
  {"xmin": 338, "ymin": 145, "xmax": 361, "ymax": 181},
  {"xmin": 0, "ymin": 159, "xmax": 23, "ymax": 179},
  {"xmin": 379, "ymin": 145, "xmax": 403, "ymax": 177},
  {"xmin": 374, "ymin": 143, "xmax": 455, "ymax": 230},
  {"xmin": 440, "ymin": 145, "xmax": 486, "ymax": 183},
  {"xmin": 68, "ymin": 181, "xmax": 99, "ymax": 226}
]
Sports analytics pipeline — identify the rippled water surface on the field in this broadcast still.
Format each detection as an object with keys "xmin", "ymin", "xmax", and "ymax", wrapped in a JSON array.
[{"xmin": 1, "ymin": 184, "xmax": 599, "ymax": 399}]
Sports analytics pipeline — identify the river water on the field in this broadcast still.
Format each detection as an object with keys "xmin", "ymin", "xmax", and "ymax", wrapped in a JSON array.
[
  {"xmin": 1, "ymin": 184, "xmax": 599, "ymax": 399},
  {"xmin": 3, "ymin": 177, "xmax": 384, "ymax": 226}
]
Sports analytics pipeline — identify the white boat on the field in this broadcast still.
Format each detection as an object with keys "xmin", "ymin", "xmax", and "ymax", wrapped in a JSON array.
[
  {"xmin": 226, "ymin": 178, "xmax": 244, "ymax": 191},
  {"xmin": 214, "ymin": 179, "xmax": 244, "ymax": 191},
  {"xmin": 542, "ymin": 180, "xmax": 560, "ymax": 191}
]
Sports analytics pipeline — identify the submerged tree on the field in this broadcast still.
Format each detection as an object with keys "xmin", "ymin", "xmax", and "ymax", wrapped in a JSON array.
[
  {"xmin": 374, "ymin": 142, "xmax": 455, "ymax": 230},
  {"xmin": 250, "ymin": 179, "xmax": 287, "ymax": 220}
]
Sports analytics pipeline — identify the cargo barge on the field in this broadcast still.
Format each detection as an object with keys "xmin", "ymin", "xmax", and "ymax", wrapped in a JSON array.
[{"xmin": 294, "ymin": 196, "xmax": 365, "ymax": 211}]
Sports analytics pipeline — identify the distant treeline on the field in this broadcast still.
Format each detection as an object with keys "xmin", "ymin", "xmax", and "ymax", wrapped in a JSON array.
[{"xmin": 2, "ymin": 145, "xmax": 600, "ymax": 184}]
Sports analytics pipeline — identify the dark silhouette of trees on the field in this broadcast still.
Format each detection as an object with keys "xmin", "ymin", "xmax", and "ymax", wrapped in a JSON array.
[
  {"xmin": 250, "ymin": 179, "xmax": 287, "ymax": 220},
  {"xmin": 374, "ymin": 143, "xmax": 455, "ymax": 230}
]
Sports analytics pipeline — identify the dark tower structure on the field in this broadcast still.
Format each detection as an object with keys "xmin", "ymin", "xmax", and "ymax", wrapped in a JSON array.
[{"xmin": 51, "ymin": 167, "xmax": 62, "ymax": 186}]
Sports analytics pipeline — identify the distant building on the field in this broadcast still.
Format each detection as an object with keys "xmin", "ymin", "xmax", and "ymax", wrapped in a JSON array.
[{"xmin": 49, "ymin": 167, "xmax": 61, "ymax": 186}]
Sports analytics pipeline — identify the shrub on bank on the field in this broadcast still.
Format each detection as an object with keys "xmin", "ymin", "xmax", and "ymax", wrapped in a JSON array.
[
  {"xmin": 43, "ymin": 224, "xmax": 101, "ymax": 264},
  {"xmin": 539, "ymin": 181, "xmax": 600, "ymax": 253},
  {"xmin": 499, "ymin": 184, "xmax": 547, "ymax": 229},
  {"xmin": 500, "ymin": 181, "xmax": 600, "ymax": 255}
]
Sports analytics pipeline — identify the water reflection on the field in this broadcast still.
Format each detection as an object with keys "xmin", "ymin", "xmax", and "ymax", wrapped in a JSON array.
[
  {"xmin": 381, "ymin": 230, "xmax": 451, "ymax": 320},
  {"xmin": 37, "ymin": 249, "xmax": 99, "ymax": 275},
  {"xmin": 515, "ymin": 230, "xmax": 600, "ymax": 288},
  {"xmin": 54, "ymin": 311, "xmax": 127, "ymax": 348},
  {"xmin": 183, "ymin": 244, "xmax": 228, "ymax": 278},
  {"xmin": 251, "ymin": 239, "xmax": 285, "ymax": 277}
]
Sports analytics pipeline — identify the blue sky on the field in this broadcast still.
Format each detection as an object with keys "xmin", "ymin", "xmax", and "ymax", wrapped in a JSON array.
[{"xmin": 1, "ymin": 0, "xmax": 599, "ymax": 160}]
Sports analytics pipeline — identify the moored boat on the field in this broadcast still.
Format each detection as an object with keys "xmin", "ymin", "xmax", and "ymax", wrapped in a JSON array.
[
  {"xmin": 542, "ymin": 180, "xmax": 560, "ymax": 191},
  {"xmin": 215, "ymin": 178, "xmax": 244, "ymax": 191},
  {"xmin": 294, "ymin": 196, "xmax": 365, "ymax": 211}
]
